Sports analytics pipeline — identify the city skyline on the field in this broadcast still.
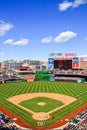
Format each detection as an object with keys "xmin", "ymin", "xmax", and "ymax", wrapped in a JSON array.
[{"xmin": 0, "ymin": 0, "xmax": 87, "ymax": 61}]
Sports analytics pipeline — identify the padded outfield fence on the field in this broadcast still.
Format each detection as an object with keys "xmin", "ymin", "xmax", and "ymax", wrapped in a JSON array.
[{"xmin": 35, "ymin": 70, "xmax": 52, "ymax": 81}]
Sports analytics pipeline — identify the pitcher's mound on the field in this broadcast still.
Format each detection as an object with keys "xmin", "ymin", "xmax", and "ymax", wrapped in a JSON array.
[{"xmin": 38, "ymin": 102, "xmax": 45, "ymax": 106}]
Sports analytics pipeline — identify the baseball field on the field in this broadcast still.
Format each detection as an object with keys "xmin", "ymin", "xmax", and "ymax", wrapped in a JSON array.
[{"xmin": 0, "ymin": 81, "xmax": 87, "ymax": 129}]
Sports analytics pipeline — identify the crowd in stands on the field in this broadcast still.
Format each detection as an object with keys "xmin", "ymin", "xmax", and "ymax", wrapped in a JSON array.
[
  {"xmin": 20, "ymin": 74, "xmax": 34, "ymax": 79},
  {"xmin": 0, "ymin": 74, "xmax": 18, "ymax": 80},
  {"xmin": 0, "ymin": 68, "xmax": 87, "ymax": 83},
  {"xmin": 0, "ymin": 76, "xmax": 3, "ymax": 83},
  {"xmin": 55, "ymin": 76, "xmax": 84, "ymax": 82},
  {"xmin": 0, "ymin": 111, "xmax": 20, "ymax": 130},
  {"xmin": 54, "ymin": 69, "xmax": 87, "ymax": 76},
  {"xmin": 63, "ymin": 108, "xmax": 87, "ymax": 130}
]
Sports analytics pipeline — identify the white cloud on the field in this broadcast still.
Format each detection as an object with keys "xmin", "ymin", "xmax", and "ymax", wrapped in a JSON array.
[
  {"xmin": 41, "ymin": 31, "xmax": 77, "ymax": 43},
  {"xmin": 0, "ymin": 20, "xmax": 13, "ymax": 36},
  {"xmin": 4, "ymin": 39, "xmax": 14, "ymax": 44},
  {"xmin": 41, "ymin": 36, "xmax": 53, "ymax": 43},
  {"xmin": 58, "ymin": 0, "xmax": 87, "ymax": 11},
  {"xmin": 54, "ymin": 31, "xmax": 77, "ymax": 42},
  {"xmin": 73, "ymin": 0, "xmax": 87, "ymax": 7},
  {"xmin": 58, "ymin": 1, "xmax": 72, "ymax": 11},
  {"xmin": 4, "ymin": 38, "xmax": 29, "ymax": 46}
]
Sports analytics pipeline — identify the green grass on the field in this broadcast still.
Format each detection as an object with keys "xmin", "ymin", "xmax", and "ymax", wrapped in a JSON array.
[
  {"xmin": 19, "ymin": 97, "xmax": 64, "ymax": 112},
  {"xmin": 0, "ymin": 81, "xmax": 87, "ymax": 127}
]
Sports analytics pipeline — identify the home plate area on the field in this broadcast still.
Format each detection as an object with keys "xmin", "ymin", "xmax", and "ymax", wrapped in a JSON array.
[{"xmin": 32, "ymin": 112, "xmax": 50, "ymax": 121}]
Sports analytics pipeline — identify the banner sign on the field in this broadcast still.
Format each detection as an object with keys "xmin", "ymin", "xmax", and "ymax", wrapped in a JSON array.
[
  {"xmin": 48, "ymin": 64, "xmax": 54, "ymax": 70},
  {"xmin": 72, "ymin": 57, "xmax": 79, "ymax": 69},
  {"xmin": 48, "ymin": 58, "xmax": 54, "ymax": 64},
  {"xmin": 72, "ymin": 57, "xmax": 79, "ymax": 63},
  {"xmin": 48, "ymin": 58, "xmax": 54, "ymax": 70},
  {"xmin": 72, "ymin": 63, "xmax": 79, "ymax": 69},
  {"xmin": 65, "ymin": 53, "xmax": 76, "ymax": 57}
]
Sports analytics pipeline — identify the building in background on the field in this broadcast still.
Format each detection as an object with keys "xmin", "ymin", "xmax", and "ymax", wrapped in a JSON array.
[
  {"xmin": 3, "ymin": 60, "xmax": 23, "ymax": 70},
  {"xmin": 79, "ymin": 57, "xmax": 87, "ymax": 69},
  {"xmin": 23, "ymin": 60, "xmax": 39, "ymax": 65}
]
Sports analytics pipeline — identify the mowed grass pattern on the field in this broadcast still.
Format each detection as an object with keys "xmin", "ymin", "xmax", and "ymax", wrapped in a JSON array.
[
  {"xmin": 19, "ymin": 97, "xmax": 64, "ymax": 112},
  {"xmin": 0, "ymin": 81, "xmax": 87, "ymax": 126}
]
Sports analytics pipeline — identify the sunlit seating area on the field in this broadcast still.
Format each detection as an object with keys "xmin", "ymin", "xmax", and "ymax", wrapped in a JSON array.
[
  {"xmin": 0, "ymin": 111, "xmax": 20, "ymax": 130},
  {"xmin": 63, "ymin": 108, "xmax": 87, "ymax": 130}
]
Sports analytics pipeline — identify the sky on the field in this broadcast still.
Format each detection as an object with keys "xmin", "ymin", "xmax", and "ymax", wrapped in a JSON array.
[{"xmin": 0, "ymin": 0, "xmax": 87, "ymax": 61}]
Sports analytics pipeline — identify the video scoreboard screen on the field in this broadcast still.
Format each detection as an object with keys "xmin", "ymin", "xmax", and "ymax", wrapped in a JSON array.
[{"xmin": 54, "ymin": 60, "xmax": 72, "ymax": 69}]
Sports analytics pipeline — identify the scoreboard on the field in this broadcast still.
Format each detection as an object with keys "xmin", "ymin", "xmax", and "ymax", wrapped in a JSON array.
[
  {"xmin": 54, "ymin": 59, "xmax": 72, "ymax": 69},
  {"xmin": 48, "ymin": 53, "xmax": 80, "ymax": 70}
]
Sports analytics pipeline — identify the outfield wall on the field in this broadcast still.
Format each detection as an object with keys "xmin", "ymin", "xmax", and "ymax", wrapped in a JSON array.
[{"xmin": 35, "ymin": 70, "xmax": 52, "ymax": 81}]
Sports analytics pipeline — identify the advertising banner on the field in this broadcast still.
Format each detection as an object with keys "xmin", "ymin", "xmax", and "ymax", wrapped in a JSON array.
[
  {"xmin": 72, "ymin": 57, "xmax": 79, "ymax": 63},
  {"xmin": 48, "ymin": 58, "xmax": 54, "ymax": 70},
  {"xmin": 72, "ymin": 57, "xmax": 79, "ymax": 69},
  {"xmin": 65, "ymin": 53, "xmax": 76, "ymax": 57},
  {"xmin": 72, "ymin": 63, "xmax": 79, "ymax": 69}
]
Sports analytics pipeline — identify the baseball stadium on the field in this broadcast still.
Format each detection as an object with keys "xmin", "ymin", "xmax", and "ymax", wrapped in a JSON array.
[{"xmin": 0, "ymin": 53, "xmax": 87, "ymax": 130}]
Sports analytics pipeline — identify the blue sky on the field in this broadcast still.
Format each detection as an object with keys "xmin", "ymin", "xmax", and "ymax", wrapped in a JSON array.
[{"xmin": 0, "ymin": 0, "xmax": 87, "ymax": 61}]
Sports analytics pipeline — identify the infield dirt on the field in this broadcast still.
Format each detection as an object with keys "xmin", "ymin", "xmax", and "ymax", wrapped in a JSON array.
[{"xmin": 7, "ymin": 93, "xmax": 76, "ymax": 121}]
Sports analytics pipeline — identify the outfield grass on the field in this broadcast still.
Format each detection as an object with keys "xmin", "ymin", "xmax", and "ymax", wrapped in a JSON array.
[
  {"xmin": 0, "ymin": 81, "xmax": 87, "ymax": 127},
  {"xmin": 19, "ymin": 97, "xmax": 64, "ymax": 112}
]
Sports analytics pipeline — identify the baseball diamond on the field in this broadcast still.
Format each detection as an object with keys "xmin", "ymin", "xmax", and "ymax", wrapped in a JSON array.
[{"xmin": 0, "ymin": 81, "xmax": 87, "ymax": 129}]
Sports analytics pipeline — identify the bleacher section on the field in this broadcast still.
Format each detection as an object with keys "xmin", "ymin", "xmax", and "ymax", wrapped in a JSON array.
[
  {"xmin": 54, "ymin": 69, "xmax": 87, "ymax": 83},
  {"xmin": 0, "ymin": 111, "xmax": 20, "ymax": 130},
  {"xmin": 0, "ymin": 69, "xmax": 87, "ymax": 83},
  {"xmin": 2, "ymin": 74, "xmax": 27, "ymax": 83},
  {"xmin": 63, "ymin": 108, "xmax": 87, "ymax": 130},
  {"xmin": 0, "ymin": 76, "xmax": 3, "ymax": 83}
]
